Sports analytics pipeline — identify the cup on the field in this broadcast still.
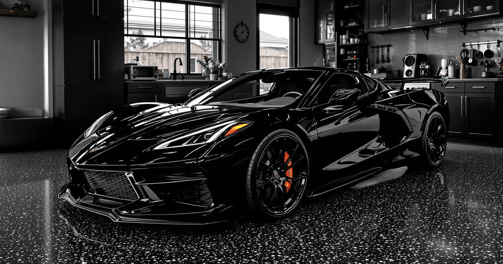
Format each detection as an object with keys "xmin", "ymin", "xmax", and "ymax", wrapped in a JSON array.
[
  {"xmin": 487, "ymin": 5, "xmax": 493, "ymax": 10},
  {"xmin": 373, "ymin": 69, "xmax": 378, "ymax": 74},
  {"xmin": 448, "ymin": 9, "xmax": 454, "ymax": 16},
  {"xmin": 342, "ymin": 38, "xmax": 348, "ymax": 44},
  {"xmin": 350, "ymin": 38, "xmax": 355, "ymax": 43},
  {"xmin": 340, "ymin": 48, "xmax": 346, "ymax": 55},
  {"xmin": 421, "ymin": 13, "xmax": 426, "ymax": 20}
]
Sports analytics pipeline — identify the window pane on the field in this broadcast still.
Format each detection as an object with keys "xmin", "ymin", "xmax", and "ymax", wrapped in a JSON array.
[
  {"xmin": 126, "ymin": 0, "xmax": 155, "ymax": 36},
  {"xmin": 189, "ymin": 5, "xmax": 221, "ymax": 39},
  {"xmin": 190, "ymin": 40, "xmax": 219, "ymax": 74},
  {"xmin": 259, "ymin": 14, "xmax": 289, "ymax": 71},
  {"xmin": 160, "ymin": 2, "xmax": 186, "ymax": 37},
  {"xmin": 125, "ymin": 37, "xmax": 186, "ymax": 73}
]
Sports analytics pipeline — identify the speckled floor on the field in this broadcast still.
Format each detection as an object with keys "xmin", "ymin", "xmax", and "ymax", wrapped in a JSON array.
[{"xmin": 1, "ymin": 142, "xmax": 503, "ymax": 263}]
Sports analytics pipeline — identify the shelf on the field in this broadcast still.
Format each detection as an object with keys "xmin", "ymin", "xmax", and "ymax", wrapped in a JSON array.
[
  {"xmin": 341, "ymin": 24, "xmax": 363, "ymax": 28},
  {"xmin": 339, "ymin": 43, "xmax": 365, "ymax": 46},
  {"xmin": 343, "ymin": 58, "xmax": 360, "ymax": 61},
  {"xmin": 0, "ymin": 9, "xmax": 37, "ymax": 18}
]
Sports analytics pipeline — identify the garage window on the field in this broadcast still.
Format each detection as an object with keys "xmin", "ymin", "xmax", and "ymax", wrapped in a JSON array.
[{"xmin": 124, "ymin": 0, "xmax": 221, "ymax": 74}]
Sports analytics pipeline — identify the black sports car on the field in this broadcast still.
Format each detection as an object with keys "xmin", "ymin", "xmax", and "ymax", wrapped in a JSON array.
[{"xmin": 59, "ymin": 67, "xmax": 450, "ymax": 225}]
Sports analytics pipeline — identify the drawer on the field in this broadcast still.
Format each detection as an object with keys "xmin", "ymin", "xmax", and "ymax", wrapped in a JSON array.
[
  {"xmin": 127, "ymin": 82, "xmax": 162, "ymax": 93},
  {"xmin": 434, "ymin": 83, "xmax": 464, "ymax": 93},
  {"xmin": 465, "ymin": 82, "xmax": 495, "ymax": 93}
]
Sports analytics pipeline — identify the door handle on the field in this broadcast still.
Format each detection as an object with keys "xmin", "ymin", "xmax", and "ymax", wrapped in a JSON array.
[
  {"xmin": 460, "ymin": 96, "xmax": 463, "ymax": 117},
  {"xmin": 91, "ymin": 0, "xmax": 94, "ymax": 16},
  {"xmin": 98, "ymin": 40, "xmax": 101, "ymax": 80},
  {"xmin": 322, "ymin": 106, "xmax": 343, "ymax": 114},
  {"xmin": 93, "ymin": 39, "xmax": 96, "ymax": 80},
  {"xmin": 155, "ymin": 95, "xmax": 158, "ymax": 102},
  {"xmin": 464, "ymin": 96, "xmax": 468, "ymax": 118}
]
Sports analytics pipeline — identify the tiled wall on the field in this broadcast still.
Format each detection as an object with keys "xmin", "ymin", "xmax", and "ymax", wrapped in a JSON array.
[{"xmin": 367, "ymin": 17, "xmax": 503, "ymax": 78}]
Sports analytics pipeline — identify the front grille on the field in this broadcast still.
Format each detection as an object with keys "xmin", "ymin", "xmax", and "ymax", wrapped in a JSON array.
[{"xmin": 82, "ymin": 170, "xmax": 139, "ymax": 201}]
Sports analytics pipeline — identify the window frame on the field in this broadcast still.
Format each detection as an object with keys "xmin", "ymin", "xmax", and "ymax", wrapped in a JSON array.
[{"xmin": 124, "ymin": 0, "xmax": 222, "ymax": 74}]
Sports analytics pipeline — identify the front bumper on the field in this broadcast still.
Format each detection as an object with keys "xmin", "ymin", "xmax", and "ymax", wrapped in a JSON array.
[{"xmin": 58, "ymin": 162, "xmax": 240, "ymax": 226}]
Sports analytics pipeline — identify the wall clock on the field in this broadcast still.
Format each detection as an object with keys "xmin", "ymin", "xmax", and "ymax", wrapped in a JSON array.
[{"xmin": 234, "ymin": 20, "xmax": 249, "ymax": 43}]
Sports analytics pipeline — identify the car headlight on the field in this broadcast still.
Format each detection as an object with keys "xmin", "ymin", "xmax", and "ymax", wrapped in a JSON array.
[
  {"xmin": 154, "ymin": 121, "xmax": 251, "ymax": 150},
  {"xmin": 83, "ymin": 111, "xmax": 113, "ymax": 138}
]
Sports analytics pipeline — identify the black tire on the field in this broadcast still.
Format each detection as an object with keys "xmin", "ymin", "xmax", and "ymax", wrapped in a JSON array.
[
  {"xmin": 245, "ymin": 129, "xmax": 309, "ymax": 219},
  {"xmin": 420, "ymin": 112, "xmax": 447, "ymax": 168}
]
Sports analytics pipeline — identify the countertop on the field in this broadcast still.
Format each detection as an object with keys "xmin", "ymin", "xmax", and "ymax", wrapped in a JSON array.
[
  {"xmin": 381, "ymin": 77, "xmax": 503, "ymax": 82},
  {"xmin": 126, "ymin": 79, "xmax": 226, "ymax": 84}
]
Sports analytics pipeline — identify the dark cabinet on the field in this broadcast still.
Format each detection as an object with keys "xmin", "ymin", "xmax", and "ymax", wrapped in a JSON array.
[
  {"xmin": 62, "ymin": 0, "xmax": 123, "ymax": 18},
  {"xmin": 463, "ymin": 0, "xmax": 500, "ymax": 18},
  {"xmin": 366, "ymin": 0, "xmax": 409, "ymax": 32},
  {"xmin": 53, "ymin": 0, "xmax": 124, "ymax": 146},
  {"xmin": 434, "ymin": 81, "xmax": 500, "ymax": 143},
  {"xmin": 366, "ymin": 0, "xmax": 387, "ymax": 31}
]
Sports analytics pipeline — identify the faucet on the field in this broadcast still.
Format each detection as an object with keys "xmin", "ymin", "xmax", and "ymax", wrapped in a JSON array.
[{"xmin": 173, "ymin": 57, "xmax": 183, "ymax": 80}]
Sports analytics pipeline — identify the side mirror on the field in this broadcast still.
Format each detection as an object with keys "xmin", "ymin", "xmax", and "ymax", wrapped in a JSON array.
[{"xmin": 188, "ymin": 88, "xmax": 202, "ymax": 99}]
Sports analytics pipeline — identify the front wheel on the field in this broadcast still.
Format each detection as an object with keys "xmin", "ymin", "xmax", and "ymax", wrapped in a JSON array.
[
  {"xmin": 420, "ymin": 112, "xmax": 447, "ymax": 168},
  {"xmin": 245, "ymin": 129, "xmax": 310, "ymax": 219}
]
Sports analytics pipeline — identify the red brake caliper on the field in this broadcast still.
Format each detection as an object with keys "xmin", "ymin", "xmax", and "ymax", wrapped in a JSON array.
[{"xmin": 284, "ymin": 152, "xmax": 293, "ymax": 193}]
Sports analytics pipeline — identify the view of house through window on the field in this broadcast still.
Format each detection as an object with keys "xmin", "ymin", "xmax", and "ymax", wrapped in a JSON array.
[
  {"xmin": 124, "ymin": 0, "xmax": 221, "ymax": 74},
  {"xmin": 259, "ymin": 13, "xmax": 290, "ymax": 94}
]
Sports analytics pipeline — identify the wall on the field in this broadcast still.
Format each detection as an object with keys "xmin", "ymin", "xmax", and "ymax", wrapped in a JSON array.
[
  {"xmin": 367, "ymin": 17, "xmax": 503, "ymax": 78},
  {"xmin": 222, "ymin": 0, "xmax": 257, "ymax": 75},
  {"xmin": 299, "ymin": 0, "xmax": 323, "ymax": 67},
  {"xmin": 0, "ymin": 0, "xmax": 47, "ymax": 112}
]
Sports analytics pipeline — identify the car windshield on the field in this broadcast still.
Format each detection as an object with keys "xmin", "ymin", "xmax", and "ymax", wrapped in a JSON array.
[{"xmin": 185, "ymin": 69, "xmax": 324, "ymax": 107}]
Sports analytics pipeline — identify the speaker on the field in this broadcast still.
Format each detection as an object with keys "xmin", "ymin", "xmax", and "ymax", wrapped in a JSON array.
[{"xmin": 403, "ymin": 54, "xmax": 427, "ymax": 78}]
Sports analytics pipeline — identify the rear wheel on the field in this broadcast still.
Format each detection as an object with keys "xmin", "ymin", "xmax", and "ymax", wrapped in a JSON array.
[
  {"xmin": 245, "ymin": 129, "xmax": 309, "ymax": 219},
  {"xmin": 420, "ymin": 112, "xmax": 447, "ymax": 168}
]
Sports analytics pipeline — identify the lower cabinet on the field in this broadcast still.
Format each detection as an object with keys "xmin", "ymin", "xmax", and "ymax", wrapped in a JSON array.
[
  {"xmin": 126, "ymin": 81, "xmax": 258, "ymax": 105},
  {"xmin": 434, "ymin": 81, "xmax": 502, "ymax": 145}
]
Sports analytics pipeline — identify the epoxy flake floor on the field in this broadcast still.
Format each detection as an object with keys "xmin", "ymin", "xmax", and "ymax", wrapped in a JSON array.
[{"xmin": 1, "ymin": 142, "xmax": 503, "ymax": 263}]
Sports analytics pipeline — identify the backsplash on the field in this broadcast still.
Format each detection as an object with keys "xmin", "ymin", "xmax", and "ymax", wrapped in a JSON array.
[{"xmin": 367, "ymin": 17, "xmax": 503, "ymax": 78}]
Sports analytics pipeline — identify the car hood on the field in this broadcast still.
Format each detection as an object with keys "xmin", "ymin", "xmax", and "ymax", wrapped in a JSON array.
[{"xmin": 69, "ymin": 104, "xmax": 257, "ymax": 167}]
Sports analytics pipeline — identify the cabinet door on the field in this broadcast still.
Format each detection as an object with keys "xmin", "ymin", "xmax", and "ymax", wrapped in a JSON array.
[
  {"xmin": 96, "ymin": 18, "xmax": 125, "ymax": 86},
  {"xmin": 64, "ymin": 16, "xmax": 96, "ymax": 86},
  {"xmin": 464, "ymin": 0, "xmax": 500, "ymax": 18},
  {"xmin": 444, "ymin": 93, "xmax": 464, "ymax": 136},
  {"xmin": 366, "ymin": 0, "xmax": 387, "ymax": 31},
  {"xmin": 96, "ymin": 0, "xmax": 124, "ymax": 19},
  {"xmin": 410, "ymin": 0, "xmax": 433, "ymax": 25},
  {"xmin": 465, "ymin": 93, "xmax": 495, "ymax": 138},
  {"xmin": 435, "ymin": 0, "xmax": 463, "ymax": 21},
  {"xmin": 63, "ymin": 0, "xmax": 94, "ymax": 17},
  {"xmin": 387, "ymin": 0, "xmax": 409, "ymax": 29},
  {"xmin": 128, "ymin": 94, "xmax": 161, "ymax": 104}
]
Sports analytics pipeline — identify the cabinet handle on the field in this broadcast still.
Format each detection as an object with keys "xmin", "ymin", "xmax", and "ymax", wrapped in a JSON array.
[
  {"xmin": 472, "ymin": 86, "xmax": 486, "ymax": 89},
  {"xmin": 434, "ymin": 4, "xmax": 437, "ymax": 19},
  {"xmin": 460, "ymin": 96, "xmax": 463, "ymax": 117},
  {"xmin": 97, "ymin": 0, "xmax": 100, "ymax": 16},
  {"xmin": 155, "ymin": 95, "xmax": 158, "ymax": 102},
  {"xmin": 138, "ymin": 87, "xmax": 152, "ymax": 89},
  {"xmin": 462, "ymin": 0, "xmax": 465, "ymax": 14},
  {"xmin": 91, "ymin": 0, "xmax": 94, "ymax": 16},
  {"xmin": 93, "ymin": 39, "xmax": 96, "ymax": 80},
  {"xmin": 97, "ymin": 40, "xmax": 101, "ymax": 80},
  {"xmin": 445, "ymin": 86, "xmax": 456, "ymax": 89},
  {"xmin": 464, "ymin": 96, "xmax": 468, "ymax": 118}
]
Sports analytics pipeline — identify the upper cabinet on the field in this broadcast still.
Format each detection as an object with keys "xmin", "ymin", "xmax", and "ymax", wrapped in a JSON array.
[
  {"xmin": 315, "ymin": 0, "xmax": 335, "ymax": 44},
  {"xmin": 464, "ymin": 0, "xmax": 500, "ymax": 18},
  {"xmin": 367, "ymin": 0, "xmax": 409, "ymax": 32},
  {"xmin": 365, "ymin": 0, "xmax": 501, "ymax": 33},
  {"xmin": 61, "ymin": 0, "xmax": 123, "ymax": 19}
]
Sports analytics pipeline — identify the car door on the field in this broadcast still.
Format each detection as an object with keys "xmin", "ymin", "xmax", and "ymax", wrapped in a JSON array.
[{"xmin": 309, "ymin": 73, "xmax": 380, "ymax": 185}]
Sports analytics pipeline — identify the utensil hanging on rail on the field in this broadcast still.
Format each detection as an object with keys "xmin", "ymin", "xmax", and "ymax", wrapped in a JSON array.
[
  {"xmin": 474, "ymin": 42, "xmax": 484, "ymax": 60},
  {"xmin": 375, "ymin": 47, "xmax": 379, "ymax": 64},
  {"xmin": 495, "ymin": 44, "xmax": 502, "ymax": 64},
  {"xmin": 381, "ymin": 46, "xmax": 385, "ymax": 63},
  {"xmin": 484, "ymin": 43, "xmax": 494, "ymax": 58},
  {"xmin": 371, "ymin": 47, "xmax": 374, "ymax": 67}
]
